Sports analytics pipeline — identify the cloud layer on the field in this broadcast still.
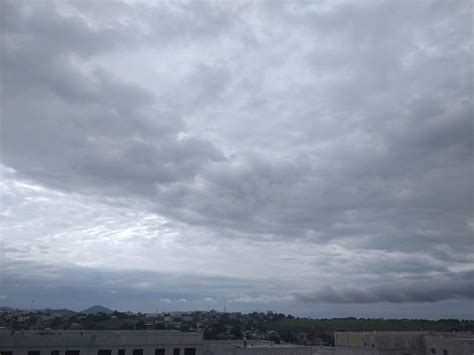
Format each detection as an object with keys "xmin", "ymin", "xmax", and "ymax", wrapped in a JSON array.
[
  {"xmin": 294, "ymin": 271, "xmax": 474, "ymax": 304},
  {"xmin": 1, "ymin": 0, "xmax": 473, "ymax": 317}
]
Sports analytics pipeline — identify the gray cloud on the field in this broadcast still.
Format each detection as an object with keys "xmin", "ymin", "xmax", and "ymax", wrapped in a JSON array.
[
  {"xmin": 294, "ymin": 271, "xmax": 474, "ymax": 304},
  {"xmin": 1, "ymin": 0, "xmax": 225, "ymax": 199},
  {"xmin": 1, "ymin": 0, "xmax": 473, "ymax": 315},
  {"xmin": 0, "ymin": 258, "xmax": 289, "ymax": 312}
]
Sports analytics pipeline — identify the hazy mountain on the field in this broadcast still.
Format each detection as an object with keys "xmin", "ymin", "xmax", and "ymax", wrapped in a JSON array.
[{"xmin": 79, "ymin": 305, "xmax": 113, "ymax": 315}]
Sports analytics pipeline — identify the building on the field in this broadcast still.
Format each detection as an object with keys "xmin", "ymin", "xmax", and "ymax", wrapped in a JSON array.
[
  {"xmin": 0, "ymin": 330, "xmax": 202, "ymax": 355},
  {"xmin": 0, "ymin": 331, "xmax": 313, "ymax": 355},
  {"xmin": 203, "ymin": 340, "xmax": 312, "ymax": 355},
  {"xmin": 3, "ymin": 330, "xmax": 472, "ymax": 355},
  {"xmin": 334, "ymin": 331, "xmax": 474, "ymax": 355},
  {"xmin": 424, "ymin": 334, "xmax": 474, "ymax": 355}
]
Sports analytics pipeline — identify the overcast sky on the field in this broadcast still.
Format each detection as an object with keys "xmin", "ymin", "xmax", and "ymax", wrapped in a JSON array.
[{"xmin": 1, "ymin": 0, "xmax": 473, "ymax": 319}]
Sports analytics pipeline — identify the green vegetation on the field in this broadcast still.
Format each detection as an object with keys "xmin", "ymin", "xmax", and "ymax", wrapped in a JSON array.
[{"xmin": 270, "ymin": 318, "xmax": 468, "ymax": 332}]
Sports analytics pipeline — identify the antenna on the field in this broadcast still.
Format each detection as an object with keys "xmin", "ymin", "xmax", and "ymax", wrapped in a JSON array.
[{"xmin": 30, "ymin": 299, "xmax": 35, "ymax": 312}]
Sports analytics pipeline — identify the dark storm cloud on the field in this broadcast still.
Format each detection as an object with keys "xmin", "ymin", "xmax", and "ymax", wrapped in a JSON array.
[{"xmin": 294, "ymin": 271, "xmax": 474, "ymax": 304}]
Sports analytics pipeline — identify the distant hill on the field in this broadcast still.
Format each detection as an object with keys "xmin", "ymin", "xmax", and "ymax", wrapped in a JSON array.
[{"xmin": 80, "ymin": 305, "xmax": 114, "ymax": 315}]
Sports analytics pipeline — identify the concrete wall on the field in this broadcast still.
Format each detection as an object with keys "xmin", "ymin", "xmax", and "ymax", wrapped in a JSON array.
[
  {"xmin": 202, "ymin": 340, "xmax": 312, "ymax": 355},
  {"xmin": 234, "ymin": 348, "xmax": 312, "ymax": 355},
  {"xmin": 0, "ymin": 331, "xmax": 314, "ymax": 355},
  {"xmin": 203, "ymin": 345, "xmax": 312, "ymax": 355},
  {"xmin": 5, "ymin": 330, "xmax": 472, "ymax": 355},
  {"xmin": 334, "ymin": 332, "xmax": 474, "ymax": 355},
  {"xmin": 335, "ymin": 332, "xmax": 426, "ymax": 355},
  {"xmin": 0, "ymin": 331, "xmax": 203, "ymax": 355},
  {"xmin": 311, "ymin": 346, "xmax": 336, "ymax": 355},
  {"xmin": 425, "ymin": 335, "xmax": 474, "ymax": 355}
]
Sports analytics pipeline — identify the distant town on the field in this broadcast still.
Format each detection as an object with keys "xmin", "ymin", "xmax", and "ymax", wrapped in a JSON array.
[{"xmin": 1, "ymin": 305, "xmax": 473, "ymax": 347}]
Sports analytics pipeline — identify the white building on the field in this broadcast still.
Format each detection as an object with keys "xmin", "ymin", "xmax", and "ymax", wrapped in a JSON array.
[
  {"xmin": 424, "ymin": 334, "xmax": 474, "ymax": 355},
  {"xmin": 0, "ymin": 330, "xmax": 202, "ymax": 355},
  {"xmin": 334, "ymin": 331, "xmax": 474, "ymax": 355},
  {"xmin": 0, "ymin": 331, "xmax": 313, "ymax": 355}
]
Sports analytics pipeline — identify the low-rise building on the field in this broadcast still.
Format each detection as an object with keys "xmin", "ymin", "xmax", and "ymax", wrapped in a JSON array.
[
  {"xmin": 3, "ymin": 330, "xmax": 471, "ymax": 355},
  {"xmin": 334, "ymin": 331, "xmax": 474, "ymax": 355},
  {"xmin": 424, "ymin": 334, "xmax": 474, "ymax": 355},
  {"xmin": 0, "ymin": 330, "xmax": 202, "ymax": 355},
  {"xmin": 0, "ymin": 331, "xmax": 313, "ymax": 355}
]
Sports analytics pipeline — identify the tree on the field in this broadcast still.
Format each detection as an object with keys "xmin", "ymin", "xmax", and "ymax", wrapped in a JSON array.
[
  {"xmin": 135, "ymin": 320, "xmax": 146, "ymax": 329},
  {"xmin": 280, "ymin": 331, "xmax": 297, "ymax": 343},
  {"xmin": 269, "ymin": 334, "xmax": 281, "ymax": 344},
  {"xmin": 231, "ymin": 326, "xmax": 242, "ymax": 339},
  {"xmin": 154, "ymin": 323, "xmax": 166, "ymax": 330},
  {"xmin": 50, "ymin": 317, "xmax": 63, "ymax": 329},
  {"xmin": 120, "ymin": 322, "xmax": 134, "ymax": 330}
]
